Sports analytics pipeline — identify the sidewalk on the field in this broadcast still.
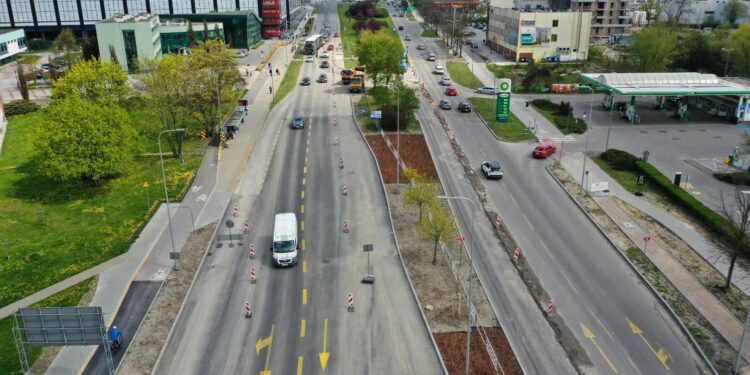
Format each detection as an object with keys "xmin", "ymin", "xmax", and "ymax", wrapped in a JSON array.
[{"xmin": 560, "ymin": 152, "xmax": 750, "ymax": 361}]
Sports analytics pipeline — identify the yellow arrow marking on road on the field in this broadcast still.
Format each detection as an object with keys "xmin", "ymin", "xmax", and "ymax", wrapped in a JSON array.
[
  {"xmin": 319, "ymin": 319, "xmax": 330, "ymax": 370},
  {"xmin": 302, "ymin": 288, "xmax": 308, "ymax": 304},
  {"xmin": 256, "ymin": 324, "xmax": 275, "ymax": 375},
  {"xmin": 297, "ymin": 356, "xmax": 304, "ymax": 375},
  {"xmin": 580, "ymin": 322, "xmax": 618, "ymax": 373},
  {"xmin": 627, "ymin": 318, "xmax": 671, "ymax": 370}
]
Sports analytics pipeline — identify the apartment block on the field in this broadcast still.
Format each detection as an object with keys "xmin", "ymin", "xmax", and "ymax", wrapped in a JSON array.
[{"xmin": 571, "ymin": 0, "xmax": 631, "ymax": 36}]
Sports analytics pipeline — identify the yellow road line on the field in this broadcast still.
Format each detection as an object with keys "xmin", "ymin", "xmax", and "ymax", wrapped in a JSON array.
[
  {"xmin": 302, "ymin": 288, "xmax": 308, "ymax": 304},
  {"xmin": 301, "ymin": 190, "xmax": 305, "ymax": 199},
  {"xmin": 297, "ymin": 356, "xmax": 304, "ymax": 375},
  {"xmin": 301, "ymin": 221, "xmax": 305, "ymax": 231},
  {"xmin": 306, "ymin": 146, "xmax": 309, "ymax": 155},
  {"xmin": 301, "ymin": 239, "xmax": 306, "ymax": 250},
  {"xmin": 305, "ymin": 156, "xmax": 308, "ymax": 164},
  {"xmin": 301, "ymin": 204, "xmax": 305, "ymax": 214},
  {"xmin": 304, "ymin": 166, "xmax": 307, "ymax": 174},
  {"xmin": 302, "ymin": 177, "xmax": 306, "ymax": 185},
  {"xmin": 307, "ymin": 138, "xmax": 310, "ymax": 145},
  {"xmin": 300, "ymin": 319, "xmax": 306, "ymax": 337},
  {"xmin": 303, "ymin": 260, "xmax": 308, "ymax": 272}
]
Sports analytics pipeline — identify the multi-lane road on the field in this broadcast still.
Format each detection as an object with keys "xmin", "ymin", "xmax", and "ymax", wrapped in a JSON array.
[
  {"xmin": 393, "ymin": 12, "xmax": 711, "ymax": 375},
  {"xmin": 154, "ymin": 2, "xmax": 443, "ymax": 374}
]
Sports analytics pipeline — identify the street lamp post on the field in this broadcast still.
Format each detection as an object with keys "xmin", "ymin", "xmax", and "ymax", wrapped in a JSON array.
[
  {"xmin": 580, "ymin": 92, "xmax": 595, "ymax": 193},
  {"xmin": 158, "ymin": 128, "xmax": 186, "ymax": 271},
  {"xmin": 437, "ymin": 195, "xmax": 477, "ymax": 375},
  {"xmin": 393, "ymin": 84, "xmax": 401, "ymax": 186},
  {"xmin": 723, "ymin": 48, "xmax": 734, "ymax": 77}
]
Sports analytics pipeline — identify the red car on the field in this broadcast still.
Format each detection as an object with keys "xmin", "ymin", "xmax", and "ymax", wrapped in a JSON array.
[
  {"xmin": 327, "ymin": 44, "xmax": 334, "ymax": 51},
  {"xmin": 532, "ymin": 143, "xmax": 556, "ymax": 158},
  {"xmin": 445, "ymin": 86, "xmax": 458, "ymax": 96}
]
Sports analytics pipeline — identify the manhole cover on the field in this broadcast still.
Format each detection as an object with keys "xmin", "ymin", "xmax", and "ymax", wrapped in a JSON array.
[{"xmin": 321, "ymin": 259, "xmax": 331, "ymax": 264}]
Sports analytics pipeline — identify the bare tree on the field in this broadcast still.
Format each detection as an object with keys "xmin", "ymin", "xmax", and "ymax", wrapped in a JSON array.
[
  {"xmin": 719, "ymin": 188, "xmax": 750, "ymax": 290},
  {"xmin": 663, "ymin": 0, "xmax": 693, "ymax": 23}
]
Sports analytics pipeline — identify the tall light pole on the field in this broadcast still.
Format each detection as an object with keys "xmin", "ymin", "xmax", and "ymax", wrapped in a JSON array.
[
  {"xmin": 393, "ymin": 83, "xmax": 401, "ymax": 186},
  {"xmin": 604, "ymin": 91, "xmax": 615, "ymax": 151},
  {"xmin": 723, "ymin": 48, "xmax": 734, "ymax": 77},
  {"xmin": 158, "ymin": 128, "xmax": 185, "ymax": 271},
  {"xmin": 580, "ymin": 92, "xmax": 595, "ymax": 193},
  {"xmin": 437, "ymin": 195, "xmax": 477, "ymax": 375}
]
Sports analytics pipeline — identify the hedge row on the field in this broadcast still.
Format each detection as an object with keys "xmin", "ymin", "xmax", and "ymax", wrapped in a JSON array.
[
  {"xmin": 552, "ymin": 116, "xmax": 586, "ymax": 134},
  {"xmin": 714, "ymin": 172, "xmax": 750, "ymax": 186},
  {"xmin": 5, "ymin": 100, "xmax": 40, "ymax": 116}
]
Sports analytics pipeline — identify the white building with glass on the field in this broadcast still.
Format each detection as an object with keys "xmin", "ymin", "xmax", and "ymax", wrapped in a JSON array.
[{"xmin": 0, "ymin": 29, "xmax": 28, "ymax": 67}]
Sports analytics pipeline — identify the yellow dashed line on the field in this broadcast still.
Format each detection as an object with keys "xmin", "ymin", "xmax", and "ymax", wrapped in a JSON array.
[
  {"xmin": 301, "ymin": 190, "xmax": 305, "ymax": 199},
  {"xmin": 301, "ymin": 204, "xmax": 305, "ymax": 214},
  {"xmin": 305, "ymin": 156, "xmax": 308, "ymax": 164},
  {"xmin": 302, "ymin": 288, "xmax": 308, "ymax": 305},
  {"xmin": 307, "ymin": 138, "xmax": 310, "ymax": 145},
  {"xmin": 301, "ymin": 221, "xmax": 305, "ymax": 231},
  {"xmin": 302, "ymin": 177, "xmax": 306, "ymax": 185},
  {"xmin": 297, "ymin": 356, "xmax": 304, "ymax": 375},
  {"xmin": 301, "ymin": 239, "xmax": 306, "ymax": 250},
  {"xmin": 304, "ymin": 166, "xmax": 307, "ymax": 174},
  {"xmin": 300, "ymin": 320, "xmax": 306, "ymax": 337},
  {"xmin": 303, "ymin": 260, "xmax": 307, "ymax": 272}
]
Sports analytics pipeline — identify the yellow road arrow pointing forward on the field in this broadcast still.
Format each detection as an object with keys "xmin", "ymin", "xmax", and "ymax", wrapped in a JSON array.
[
  {"xmin": 627, "ymin": 318, "xmax": 671, "ymax": 370},
  {"xmin": 256, "ymin": 324, "xmax": 275, "ymax": 375},
  {"xmin": 319, "ymin": 319, "xmax": 330, "ymax": 370},
  {"xmin": 580, "ymin": 322, "xmax": 618, "ymax": 373}
]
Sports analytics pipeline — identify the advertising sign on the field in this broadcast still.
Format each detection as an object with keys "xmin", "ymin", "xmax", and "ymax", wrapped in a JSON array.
[{"xmin": 496, "ymin": 79, "xmax": 511, "ymax": 122}]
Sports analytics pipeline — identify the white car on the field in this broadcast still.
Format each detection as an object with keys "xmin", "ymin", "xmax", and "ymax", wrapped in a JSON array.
[
  {"xmin": 440, "ymin": 76, "xmax": 452, "ymax": 86},
  {"xmin": 476, "ymin": 87, "xmax": 498, "ymax": 95},
  {"xmin": 427, "ymin": 53, "xmax": 436, "ymax": 61},
  {"xmin": 305, "ymin": 55, "xmax": 314, "ymax": 62},
  {"xmin": 432, "ymin": 66, "xmax": 445, "ymax": 74},
  {"xmin": 319, "ymin": 51, "xmax": 329, "ymax": 58},
  {"xmin": 481, "ymin": 161, "xmax": 503, "ymax": 179}
]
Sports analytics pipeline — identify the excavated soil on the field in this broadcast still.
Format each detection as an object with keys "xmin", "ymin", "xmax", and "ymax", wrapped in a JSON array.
[
  {"xmin": 435, "ymin": 328, "xmax": 524, "ymax": 375},
  {"xmin": 365, "ymin": 133, "xmax": 439, "ymax": 183}
]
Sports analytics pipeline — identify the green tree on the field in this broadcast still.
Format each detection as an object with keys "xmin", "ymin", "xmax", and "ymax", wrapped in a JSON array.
[
  {"xmin": 404, "ymin": 168, "xmax": 438, "ymax": 222},
  {"xmin": 673, "ymin": 31, "xmax": 721, "ymax": 73},
  {"xmin": 358, "ymin": 29, "xmax": 404, "ymax": 87},
  {"xmin": 719, "ymin": 189, "xmax": 750, "ymax": 290},
  {"xmin": 35, "ymin": 97, "xmax": 136, "ymax": 185},
  {"xmin": 81, "ymin": 36, "xmax": 100, "ymax": 61},
  {"xmin": 53, "ymin": 28, "xmax": 79, "ymax": 69},
  {"xmin": 727, "ymin": 24, "xmax": 750, "ymax": 77},
  {"xmin": 143, "ymin": 54, "xmax": 194, "ymax": 157},
  {"xmin": 393, "ymin": 82, "xmax": 419, "ymax": 124},
  {"xmin": 51, "ymin": 59, "xmax": 130, "ymax": 105},
  {"xmin": 723, "ymin": 0, "xmax": 749, "ymax": 26},
  {"xmin": 188, "ymin": 39, "xmax": 241, "ymax": 136},
  {"xmin": 420, "ymin": 202, "xmax": 458, "ymax": 264},
  {"xmin": 629, "ymin": 25, "xmax": 678, "ymax": 72}
]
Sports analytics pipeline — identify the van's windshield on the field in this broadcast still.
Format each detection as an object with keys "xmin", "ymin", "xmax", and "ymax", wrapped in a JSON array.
[{"xmin": 273, "ymin": 240, "xmax": 296, "ymax": 253}]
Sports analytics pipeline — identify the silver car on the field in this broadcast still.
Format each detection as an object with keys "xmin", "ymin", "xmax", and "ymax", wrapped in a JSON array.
[
  {"xmin": 440, "ymin": 76, "xmax": 452, "ymax": 86},
  {"xmin": 476, "ymin": 87, "xmax": 498, "ymax": 95}
]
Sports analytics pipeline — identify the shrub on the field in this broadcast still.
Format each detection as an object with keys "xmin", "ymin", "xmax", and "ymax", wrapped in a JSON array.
[
  {"xmin": 714, "ymin": 172, "xmax": 750, "ymax": 186},
  {"xmin": 353, "ymin": 20, "xmax": 388, "ymax": 32},
  {"xmin": 379, "ymin": 104, "xmax": 408, "ymax": 132},
  {"xmin": 557, "ymin": 101, "xmax": 573, "ymax": 116},
  {"xmin": 346, "ymin": 1, "xmax": 377, "ymax": 20},
  {"xmin": 5, "ymin": 100, "xmax": 40, "ymax": 116},
  {"xmin": 27, "ymin": 38, "xmax": 53, "ymax": 51},
  {"xmin": 599, "ymin": 148, "xmax": 639, "ymax": 171},
  {"xmin": 531, "ymin": 99, "xmax": 558, "ymax": 112},
  {"xmin": 553, "ymin": 116, "xmax": 586, "ymax": 134}
]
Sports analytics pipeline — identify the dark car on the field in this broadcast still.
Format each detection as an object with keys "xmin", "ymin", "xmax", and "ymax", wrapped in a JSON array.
[
  {"xmin": 300, "ymin": 76, "xmax": 311, "ymax": 85},
  {"xmin": 398, "ymin": 25, "xmax": 404, "ymax": 30},
  {"xmin": 317, "ymin": 73, "xmax": 328, "ymax": 83},
  {"xmin": 320, "ymin": 61, "xmax": 330, "ymax": 68},
  {"xmin": 458, "ymin": 102, "xmax": 471, "ymax": 112},
  {"xmin": 439, "ymin": 99, "xmax": 452, "ymax": 110},
  {"xmin": 292, "ymin": 116, "xmax": 305, "ymax": 129}
]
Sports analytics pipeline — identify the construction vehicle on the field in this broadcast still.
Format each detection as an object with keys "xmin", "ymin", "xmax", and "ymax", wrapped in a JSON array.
[
  {"xmin": 341, "ymin": 69, "xmax": 354, "ymax": 85},
  {"xmin": 349, "ymin": 67, "xmax": 366, "ymax": 93}
]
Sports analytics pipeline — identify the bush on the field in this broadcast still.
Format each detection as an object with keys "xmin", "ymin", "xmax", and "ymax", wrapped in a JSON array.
[
  {"xmin": 553, "ymin": 116, "xmax": 586, "ymax": 134},
  {"xmin": 599, "ymin": 148, "xmax": 639, "ymax": 171},
  {"xmin": 531, "ymin": 99, "xmax": 558, "ymax": 112},
  {"xmin": 5, "ymin": 100, "xmax": 40, "ymax": 116},
  {"xmin": 353, "ymin": 20, "xmax": 388, "ymax": 32},
  {"xmin": 380, "ymin": 104, "xmax": 408, "ymax": 132},
  {"xmin": 346, "ymin": 1, "xmax": 377, "ymax": 20},
  {"xmin": 27, "ymin": 38, "xmax": 53, "ymax": 51},
  {"xmin": 557, "ymin": 101, "xmax": 573, "ymax": 116},
  {"xmin": 714, "ymin": 172, "xmax": 750, "ymax": 186}
]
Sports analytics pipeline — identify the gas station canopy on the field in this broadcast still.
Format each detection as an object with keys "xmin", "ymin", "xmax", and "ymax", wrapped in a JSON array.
[{"xmin": 580, "ymin": 73, "xmax": 750, "ymax": 96}]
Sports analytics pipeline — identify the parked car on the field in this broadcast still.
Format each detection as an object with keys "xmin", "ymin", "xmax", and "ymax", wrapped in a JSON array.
[
  {"xmin": 317, "ymin": 73, "xmax": 328, "ymax": 83},
  {"xmin": 432, "ymin": 66, "xmax": 445, "ymax": 74},
  {"xmin": 458, "ymin": 102, "xmax": 472, "ymax": 112},
  {"xmin": 305, "ymin": 55, "xmax": 314, "ymax": 62},
  {"xmin": 468, "ymin": 40, "xmax": 479, "ymax": 48},
  {"xmin": 398, "ymin": 25, "xmax": 404, "ymax": 30},
  {"xmin": 327, "ymin": 44, "xmax": 335, "ymax": 51},
  {"xmin": 427, "ymin": 53, "xmax": 436, "ymax": 61},
  {"xmin": 320, "ymin": 61, "xmax": 330, "ymax": 68},
  {"xmin": 445, "ymin": 86, "xmax": 458, "ymax": 96},
  {"xmin": 439, "ymin": 99, "xmax": 452, "ymax": 110},
  {"xmin": 532, "ymin": 143, "xmax": 557, "ymax": 159},
  {"xmin": 292, "ymin": 116, "xmax": 305, "ymax": 129},
  {"xmin": 417, "ymin": 43, "xmax": 426, "ymax": 50},
  {"xmin": 476, "ymin": 87, "xmax": 497, "ymax": 95},
  {"xmin": 481, "ymin": 161, "xmax": 503, "ymax": 179},
  {"xmin": 235, "ymin": 50, "xmax": 247, "ymax": 58},
  {"xmin": 440, "ymin": 76, "xmax": 452, "ymax": 86},
  {"xmin": 300, "ymin": 76, "xmax": 311, "ymax": 85}
]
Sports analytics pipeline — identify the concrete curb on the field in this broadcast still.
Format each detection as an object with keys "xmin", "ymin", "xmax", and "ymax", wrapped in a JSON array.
[
  {"xmin": 348, "ymin": 95, "xmax": 449, "ymax": 375},
  {"xmin": 544, "ymin": 161, "xmax": 719, "ymax": 375},
  {"xmin": 149, "ymin": 215, "xmax": 225, "ymax": 374}
]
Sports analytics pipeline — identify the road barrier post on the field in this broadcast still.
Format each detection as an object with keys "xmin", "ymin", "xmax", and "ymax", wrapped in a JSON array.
[
  {"xmin": 347, "ymin": 293, "xmax": 354, "ymax": 312},
  {"xmin": 547, "ymin": 299, "xmax": 555, "ymax": 317},
  {"xmin": 249, "ymin": 243, "xmax": 255, "ymax": 259},
  {"xmin": 243, "ymin": 219, "xmax": 249, "ymax": 234},
  {"xmin": 513, "ymin": 248, "xmax": 520, "ymax": 263},
  {"xmin": 339, "ymin": 158, "xmax": 345, "ymax": 169},
  {"xmin": 342, "ymin": 184, "xmax": 348, "ymax": 195},
  {"xmin": 343, "ymin": 220, "xmax": 349, "ymax": 233},
  {"xmin": 245, "ymin": 302, "xmax": 252, "ymax": 318},
  {"xmin": 495, "ymin": 215, "xmax": 502, "ymax": 229}
]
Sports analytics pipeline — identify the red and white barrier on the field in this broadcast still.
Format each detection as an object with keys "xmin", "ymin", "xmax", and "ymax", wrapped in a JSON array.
[
  {"xmin": 512, "ymin": 248, "xmax": 520, "ymax": 263},
  {"xmin": 250, "ymin": 267, "xmax": 256, "ymax": 284},
  {"xmin": 342, "ymin": 184, "xmax": 348, "ymax": 195},
  {"xmin": 334, "ymin": 137, "xmax": 340, "ymax": 145},
  {"xmin": 243, "ymin": 219, "xmax": 249, "ymax": 234},
  {"xmin": 482, "ymin": 192, "xmax": 487, "ymax": 201},
  {"xmin": 343, "ymin": 220, "xmax": 349, "ymax": 233},
  {"xmin": 339, "ymin": 159, "xmax": 345, "ymax": 169},
  {"xmin": 347, "ymin": 293, "xmax": 354, "ymax": 312},
  {"xmin": 470, "ymin": 166, "xmax": 475, "ymax": 175},
  {"xmin": 249, "ymin": 243, "xmax": 255, "ymax": 259},
  {"xmin": 495, "ymin": 215, "xmax": 502, "ymax": 229},
  {"xmin": 458, "ymin": 235, "xmax": 465, "ymax": 243},
  {"xmin": 233, "ymin": 204, "xmax": 239, "ymax": 217},
  {"xmin": 547, "ymin": 299, "xmax": 555, "ymax": 317},
  {"xmin": 245, "ymin": 301, "xmax": 252, "ymax": 318}
]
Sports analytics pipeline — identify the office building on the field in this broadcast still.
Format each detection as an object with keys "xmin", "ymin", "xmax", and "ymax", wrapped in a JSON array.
[
  {"xmin": 158, "ymin": 18, "xmax": 224, "ymax": 54},
  {"xmin": 487, "ymin": 5, "xmax": 591, "ymax": 62},
  {"xmin": 0, "ymin": 29, "xmax": 28, "ymax": 67},
  {"xmin": 96, "ymin": 13, "xmax": 161, "ymax": 71},
  {"xmin": 160, "ymin": 11, "xmax": 260, "ymax": 48}
]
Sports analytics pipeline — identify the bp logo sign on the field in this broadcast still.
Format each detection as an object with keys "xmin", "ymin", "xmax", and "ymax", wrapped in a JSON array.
[
  {"xmin": 499, "ymin": 81, "xmax": 510, "ymax": 92},
  {"xmin": 496, "ymin": 79, "xmax": 512, "ymax": 121}
]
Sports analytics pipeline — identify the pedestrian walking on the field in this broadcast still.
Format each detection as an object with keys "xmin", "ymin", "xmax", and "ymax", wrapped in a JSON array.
[
  {"xmin": 276, "ymin": 68, "xmax": 280, "ymax": 76},
  {"xmin": 269, "ymin": 86, "xmax": 273, "ymax": 94}
]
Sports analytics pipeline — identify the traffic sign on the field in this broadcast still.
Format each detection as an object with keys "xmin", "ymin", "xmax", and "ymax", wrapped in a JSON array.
[
  {"xmin": 225, "ymin": 220, "xmax": 234, "ymax": 228},
  {"xmin": 370, "ymin": 110, "xmax": 382, "ymax": 119}
]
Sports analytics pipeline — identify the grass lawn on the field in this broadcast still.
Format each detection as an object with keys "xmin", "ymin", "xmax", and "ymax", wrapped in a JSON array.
[
  {"xmin": 468, "ymin": 98, "xmax": 536, "ymax": 142},
  {"xmin": 406, "ymin": 11, "xmax": 415, "ymax": 21},
  {"xmin": 355, "ymin": 94, "xmax": 420, "ymax": 133},
  {"xmin": 446, "ymin": 62, "xmax": 483, "ymax": 90},
  {"xmin": 591, "ymin": 156, "xmax": 669, "ymax": 205},
  {"xmin": 272, "ymin": 60, "xmax": 303, "ymax": 107},
  {"xmin": 0, "ymin": 96, "xmax": 209, "ymax": 310},
  {"xmin": 420, "ymin": 23, "xmax": 438, "ymax": 38},
  {"xmin": 530, "ymin": 99, "xmax": 586, "ymax": 134},
  {"xmin": 337, "ymin": 4, "xmax": 397, "ymax": 61},
  {"xmin": 0, "ymin": 278, "xmax": 95, "ymax": 375}
]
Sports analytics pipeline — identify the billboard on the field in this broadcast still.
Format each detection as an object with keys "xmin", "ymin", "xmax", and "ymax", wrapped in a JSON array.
[{"xmin": 520, "ymin": 27, "xmax": 551, "ymax": 45}]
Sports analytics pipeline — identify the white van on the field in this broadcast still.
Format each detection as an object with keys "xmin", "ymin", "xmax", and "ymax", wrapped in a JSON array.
[{"xmin": 272, "ymin": 213, "xmax": 298, "ymax": 267}]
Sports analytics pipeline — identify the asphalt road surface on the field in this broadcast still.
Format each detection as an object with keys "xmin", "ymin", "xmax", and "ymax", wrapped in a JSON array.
[
  {"xmin": 394, "ymin": 14, "xmax": 711, "ymax": 375},
  {"xmin": 154, "ymin": 3, "xmax": 443, "ymax": 374}
]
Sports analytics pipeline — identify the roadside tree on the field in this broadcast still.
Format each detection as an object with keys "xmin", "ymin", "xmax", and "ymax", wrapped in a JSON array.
[
  {"xmin": 82, "ymin": 36, "xmax": 100, "ymax": 61},
  {"xmin": 51, "ymin": 59, "xmax": 130, "ymax": 105},
  {"xmin": 53, "ymin": 28, "xmax": 79, "ymax": 69},
  {"xmin": 727, "ymin": 24, "xmax": 750, "ymax": 77},
  {"xmin": 719, "ymin": 189, "xmax": 750, "ymax": 290},
  {"xmin": 420, "ymin": 201, "xmax": 458, "ymax": 264},
  {"xmin": 404, "ymin": 168, "xmax": 438, "ymax": 222},
  {"xmin": 357, "ymin": 29, "xmax": 404, "ymax": 87},
  {"xmin": 629, "ymin": 25, "xmax": 678, "ymax": 72},
  {"xmin": 143, "ymin": 54, "xmax": 194, "ymax": 157},
  {"xmin": 35, "ymin": 97, "xmax": 136, "ymax": 186}
]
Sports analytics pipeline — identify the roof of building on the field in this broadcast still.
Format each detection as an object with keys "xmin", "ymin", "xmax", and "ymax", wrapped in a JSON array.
[
  {"xmin": 0, "ymin": 28, "xmax": 24, "ymax": 36},
  {"xmin": 99, "ymin": 13, "xmax": 158, "ymax": 23},
  {"xmin": 580, "ymin": 72, "xmax": 750, "ymax": 95}
]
